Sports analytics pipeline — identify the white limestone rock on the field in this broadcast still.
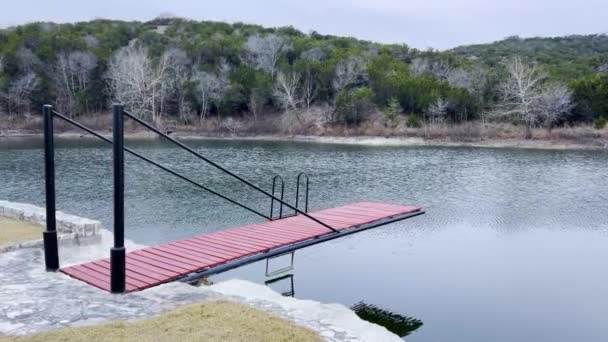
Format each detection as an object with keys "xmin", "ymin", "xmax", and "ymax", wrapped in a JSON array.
[{"xmin": 0, "ymin": 200, "xmax": 102, "ymax": 252}]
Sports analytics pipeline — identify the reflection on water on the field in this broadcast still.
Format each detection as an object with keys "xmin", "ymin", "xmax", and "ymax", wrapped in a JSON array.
[
  {"xmin": 265, "ymin": 274, "xmax": 295, "ymax": 297},
  {"xmin": 1, "ymin": 137, "xmax": 608, "ymax": 342},
  {"xmin": 352, "ymin": 302, "xmax": 423, "ymax": 338}
]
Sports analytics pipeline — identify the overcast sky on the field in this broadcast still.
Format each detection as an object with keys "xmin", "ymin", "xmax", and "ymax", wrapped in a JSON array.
[{"xmin": 1, "ymin": 0, "xmax": 607, "ymax": 50}]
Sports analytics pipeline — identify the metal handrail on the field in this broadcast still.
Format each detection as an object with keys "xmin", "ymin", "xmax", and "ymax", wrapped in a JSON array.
[
  {"xmin": 122, "ymin": 110, "xmax": 338, "ymax": 233},
  {"xmin": 295, "ymin": 172, "xmax": 310, "ymax": 213},
  {"xmin": 51, "ymin": 110, "xmax": 271, "ymax": 220},
  {"xmin": 270, "ymin": 175, "xmax": 285, "ymax": 219}
]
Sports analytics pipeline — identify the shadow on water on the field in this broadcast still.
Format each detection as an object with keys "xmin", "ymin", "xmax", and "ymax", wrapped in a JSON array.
[{"xmin": 351, "ymin": 302, "xmax": 423, "ymax": 338}]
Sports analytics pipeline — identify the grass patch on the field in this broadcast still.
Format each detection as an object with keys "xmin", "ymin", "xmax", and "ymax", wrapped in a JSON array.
[
  {"xmin": 0, "ymin": 301, "xmax": 322, "ymax": 342},
  {"xmin": 0, "ymin": 217, "xmax": 42, "ymax": 245}
]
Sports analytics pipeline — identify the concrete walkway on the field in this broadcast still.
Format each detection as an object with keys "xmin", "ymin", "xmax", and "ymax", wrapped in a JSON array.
[{"xmin": 0, "ymin": 230, "xmax": 400, "ymax": 341}]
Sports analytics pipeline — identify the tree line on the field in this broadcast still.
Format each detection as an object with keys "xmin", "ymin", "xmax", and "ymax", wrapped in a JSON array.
[{"xmin": 1, "ymin": 18, "xmax": 607, "ymax": 132}]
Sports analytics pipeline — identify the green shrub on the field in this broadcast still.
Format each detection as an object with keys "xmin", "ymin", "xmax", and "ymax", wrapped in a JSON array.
[
  {"xmin": 335, "ymin": 91, "xmax": 354, "ymax": 123},
  {"xmin": 383, "ymin": 97, "xmax": 401, "ymax": 128},
  {"xmin": 406, "ymin": 115, "xmax": 420, "ymax": 128},
  {"xmin": 594, "ymin": 116, "xmax": 607, "ymax": 129},
  {"xmin": 335, "ymin": 87, "xmax": 374, "ymax": 125}
]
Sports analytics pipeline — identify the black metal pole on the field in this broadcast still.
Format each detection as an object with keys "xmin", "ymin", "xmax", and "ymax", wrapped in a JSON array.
[
  {"xmin": 295, "ymin": 173, "xmax": 309, "ymax": 213},
  {"xmin": 304, "ymin": 176, "xmax": 309, "ymax": 213},
  {"xmin": 270, "ymin": 175, "xmax": 284, "ymax": 219},
  {"xmin": 111, "ymin": 104, "xmax": 126, "ymax": 293},
  {"xmin": 42, "ymin": 105, "xmax": 59, "ymax": 271}
]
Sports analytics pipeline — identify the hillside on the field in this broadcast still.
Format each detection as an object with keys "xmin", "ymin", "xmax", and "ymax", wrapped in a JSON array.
[
  {"xmin": 0, "ymin": 18, "xmax": 607, "ymax": 136},
  {"xmin": 450, "ymin": 34, "xmax": 608, "ymax": 78}
]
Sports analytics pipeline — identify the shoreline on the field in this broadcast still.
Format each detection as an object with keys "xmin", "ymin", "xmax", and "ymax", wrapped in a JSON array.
[{"xmin": 1, "ymin": 131, "xmax": 607, "ymax": 151}]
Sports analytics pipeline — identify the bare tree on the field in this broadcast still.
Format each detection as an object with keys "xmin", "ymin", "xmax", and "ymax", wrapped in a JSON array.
[
  {"xmin": 0, "ymin": 56, "xmax": 4, "ymax": 115},
  {"xmin": 215, "ymin": 60, "xmax": 231, "ymax": 118},
  {"xmin": 106, "ymin": 45, "xmax": 150, "ymax": 118},
  {"xmin": 15, "ymin": 48, "xmax": 40, "ymax": 73},
  {"xmin": 410, "ymin": 57, "xmax": 453, "ymax": 81},
  {"xmin": 426, "ymin": 98, "xmax": 449, "ymax": 124},
  {"xmin": 490, "ymin": 56, "xmax": 547, "ymax": 136},
  {"xmin": 447, "ymin": 66, "xmax": 489, "ymax": 121},
  {"xmin": 245, "ymin": 34, "xmax": 291, "ymax": 78},
  {"xmin": 301, "ymin": 47, "xmax": 325, "ymax": 62},
  {"xmin": 431, "ymin": 59, "xmax": 452, "ymax": 80},
  {"xmin": 82, "ymin": 34, "xmax": 99, "ymax": 48},
  {"xmin": 302, "ymin": 67, "xmax": 317, "ymax": 110},
  {"xmin": 447, "ymin": 68, "xmax": 473, "ymax": 90},
  {"xmin": 106, "ymin": 45, "xmax": 171, "ymax": 122},
  {"xmin": 248, "ymin": 92, "xmax": 264, "ymax": 122},
  {"xmin": 192, "ymin": 70, "xmax": 226, "ymax": 122},
  {"xmin": 162, "ymin": 48, "xmax": 191, "ymax": 120},
  {"xmin": 2, "ymin": 72, "xmax": 39, "ymax": 114},
  {"xmin": 154, "ymin": 49, "xmax": 177, "ymax": 122},
  {"xmin": 0, "ymin": 50, "xmax": 38, "ymax": 114},
  {"xmin": 273, "ymin": 70, "xmax": 302, "ymax": 111},
  {"xmin": 535, "ymin": 83, "xmax": 574, "ymax": 129},
  {"xmin": 53, "ymin": 51, "xmax": 97, "ymax": 117},
  {"xmin": 466, "ymin": 66, "xmax": 488, "ymax": 94},
  {"xmin": 220, "ymin": 117, "xmax": 242, "ymax": 134},
  {"xmin": 332, "ymin": 55, "xmax": 367, "ymax": 94},
  {"xmin": 409, "ymin": 57, "xmax": 430, "ymax": 76}
]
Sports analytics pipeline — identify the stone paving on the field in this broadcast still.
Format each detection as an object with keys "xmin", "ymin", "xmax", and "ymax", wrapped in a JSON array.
[
  {"xmin": 0, "ymin": 231, "xmax": 217, "ymax": 335},
  {"xmin": 0, "ymin": 200, "xmax": 101, "ymax": 253},
  {"xmin": 0, "ymin": 230, "xmax": 399, "ymax": 341}
]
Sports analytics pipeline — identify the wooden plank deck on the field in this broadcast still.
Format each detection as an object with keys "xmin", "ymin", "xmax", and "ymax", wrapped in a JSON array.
[{"xmin": 61, "ymin": 202, "xmax": 422, "ymax": 292}]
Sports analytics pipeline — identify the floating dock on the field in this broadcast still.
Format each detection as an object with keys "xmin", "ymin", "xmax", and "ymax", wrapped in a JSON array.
[{"xmin": 61, "ymin": 202, "xmax": 422, "ymax": 292}]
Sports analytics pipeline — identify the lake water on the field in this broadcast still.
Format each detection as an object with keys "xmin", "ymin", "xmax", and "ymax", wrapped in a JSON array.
[{"xmin": 1, "ymin": 137, "xmax": 607, "ymax": 341}]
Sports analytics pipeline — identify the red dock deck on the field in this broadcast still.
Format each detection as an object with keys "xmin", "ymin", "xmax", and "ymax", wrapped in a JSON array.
[{"xmin": 61, "ymin": 202, "xmax": 422, "ymax": 292}]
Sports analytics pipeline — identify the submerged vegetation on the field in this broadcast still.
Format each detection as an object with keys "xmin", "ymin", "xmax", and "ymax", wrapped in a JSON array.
[
  {"xmin": 0, "ymin": 18, "xmax": 607, "ymax": 139},
  {"xmin": 351, "ymin": 302, "xmax": 423, "ymax": 338}
]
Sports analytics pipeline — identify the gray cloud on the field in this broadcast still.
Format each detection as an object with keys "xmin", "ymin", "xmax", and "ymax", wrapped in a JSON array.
[{"xmin": 1, "ymin": 0, "xmax": 606, "ymax": 50}]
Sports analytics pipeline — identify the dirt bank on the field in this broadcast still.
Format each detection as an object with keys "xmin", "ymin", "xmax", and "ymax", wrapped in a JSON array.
[{"xmin": 2, "ymin": 131, "xmax": 607, "ymax": 151}]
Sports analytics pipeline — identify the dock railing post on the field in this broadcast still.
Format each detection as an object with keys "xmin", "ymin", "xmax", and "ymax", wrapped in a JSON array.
[
  {"xmin": 111, "ymin": 103, "xmax": 126, "ymax": 293},
  {"xmin": 43, "ymin": 104, "xmax": 60, "ymax": 271}
]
